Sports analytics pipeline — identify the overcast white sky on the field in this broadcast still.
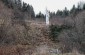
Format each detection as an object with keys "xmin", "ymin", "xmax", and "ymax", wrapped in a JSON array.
[{"xmin": 22, "ymin": 0, "xmax": 85, "ymax": 14}]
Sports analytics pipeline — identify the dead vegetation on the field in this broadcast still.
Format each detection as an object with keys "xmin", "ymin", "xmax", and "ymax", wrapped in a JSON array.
[{"xmin": 0, "ymin": 0, "xmax": 85, "ymax": 55}]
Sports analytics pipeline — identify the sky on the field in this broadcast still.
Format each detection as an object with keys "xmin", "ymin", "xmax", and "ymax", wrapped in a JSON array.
[{"xmin": 22, "ymin": 0, "xmax": 85, "ymax": 14}]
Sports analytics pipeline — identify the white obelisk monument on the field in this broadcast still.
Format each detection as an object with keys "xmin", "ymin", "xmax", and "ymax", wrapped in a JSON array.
[{"xmin": 46, "ymin": 8, "xmax": 50, "ymax": 25}]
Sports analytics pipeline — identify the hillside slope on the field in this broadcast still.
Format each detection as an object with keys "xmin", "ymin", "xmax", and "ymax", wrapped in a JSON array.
[
  {"xmin": 0, "ymin": 0, "xmax": 85, "ymax": 55},
  {"xmin": 0, "ymin": 1, "xmax": 57, "ymax": 55}
]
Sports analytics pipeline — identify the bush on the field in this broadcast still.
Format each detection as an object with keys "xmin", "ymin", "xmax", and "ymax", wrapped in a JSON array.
[
  {"xmin": 49, "ymin": 25, "xmax": 70, "ymax": 42},
  {"xmin": 49, "ymin": 25, "xmax": 62, "ymax": 42}
]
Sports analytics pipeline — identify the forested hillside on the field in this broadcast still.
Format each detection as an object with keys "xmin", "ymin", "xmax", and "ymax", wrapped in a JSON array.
[{"xmin": 0, "ymin": 0, "xmax": 85, "ymax": 55}]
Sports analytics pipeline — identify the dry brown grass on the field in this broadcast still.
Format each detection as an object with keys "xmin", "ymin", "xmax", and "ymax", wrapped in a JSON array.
[
  {"xmin": 0, "ymin": 44, "xmax": 36, "ymax": 55},
  {"xmin": 0, "ymin": 45, "xmax": 23, "ymax": 55}
]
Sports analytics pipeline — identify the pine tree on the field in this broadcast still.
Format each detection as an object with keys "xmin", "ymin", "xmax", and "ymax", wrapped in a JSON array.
[
  {"xmin": 70, "ymin": 5, "xmax": 76, "ymax": 14},
  {"xmin": 22, "ymin": 2, "xmax": 27, "ymax": 12},
  {"xmin": 70, "ymin": 5, "xmax": 78, "ymax": 16},
  {"xmin": 30, "ymin": 6, "xmax": 35, "ymax": 18},
  {"xmin": 62, "ymin": 7, "xmax": 69, "ymax": 17},
  {"xmin": 77, "ymin": 3, "xmax": 81, "ymax": 10},
  {"xmin": 56, "ymin": 10, "xmax": 63, "ymax": 17},
  {"xmin": 17, "ymin": 0, "xmax": 22, "ymax": 10},
  {"xmin": 27, "ymin": 4, "xmax": 30, "ymax": 13},
  {"xmin": 83, "ymin": 4, "xmax": 85, "ymax": 10}
]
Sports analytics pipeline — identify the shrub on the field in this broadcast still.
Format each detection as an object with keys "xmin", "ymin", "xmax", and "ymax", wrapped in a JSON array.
[{"xmin": 49, "ymin": 25, "xmax": 70, "ymax": 42}]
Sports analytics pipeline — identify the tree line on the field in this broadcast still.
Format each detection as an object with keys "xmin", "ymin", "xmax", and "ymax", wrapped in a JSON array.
[
  {"xmin": 1, "ymin": 0, "xmax": 35, "ymax": 20},
  {"xmin": 1, "ymin": 0, "xmax": 85, "ymax": 19},
  {"xmin": 36, "ymin": 1, "xmax": 85, "ymax": 18}
]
